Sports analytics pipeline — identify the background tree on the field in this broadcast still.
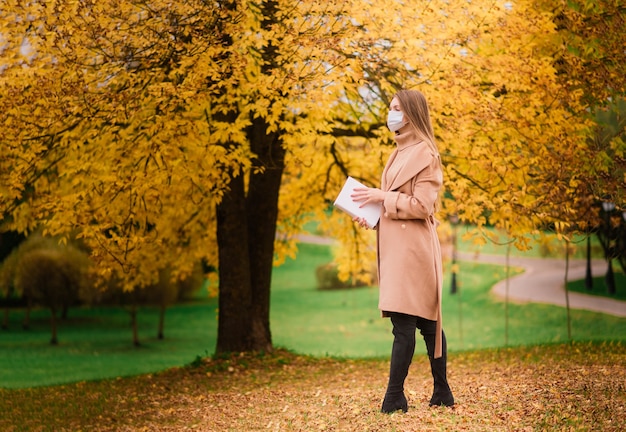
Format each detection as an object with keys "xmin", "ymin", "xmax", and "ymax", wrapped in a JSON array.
[
  {"xmin": 1, "ymin": 0, "xmax": 623, "ymax": 354},
  {"xmin": 0, "ymin": 230, "xmax": 27, "ymax": 328},
  {"xmin": 10, "ymin": 235, "xmax": 92, "ymax": 344},
  {"xmin": 549, "ymin": 0, "xmax": 626, "ymax": 221},
  {"xmin": 305, "ymin": 0, "xmax": 594, "ymax": 275},
  {"xmin": 151, "ymin": 263, "xmax": 204, "ymax": 340}
]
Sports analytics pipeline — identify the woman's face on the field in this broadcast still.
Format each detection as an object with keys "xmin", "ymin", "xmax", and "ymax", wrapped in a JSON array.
[
  {"xmin": 389, "ymin": 97, "xmax": 402, "ymax": 113},
  {"xmin": 387, "ymin": 96, "xmax": 408, "ymax": 133}
]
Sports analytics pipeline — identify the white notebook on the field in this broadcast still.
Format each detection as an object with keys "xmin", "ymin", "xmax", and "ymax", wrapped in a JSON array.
[{"xmin": 333, "ymin": 176, "xmax": 382, "ymax": 229}]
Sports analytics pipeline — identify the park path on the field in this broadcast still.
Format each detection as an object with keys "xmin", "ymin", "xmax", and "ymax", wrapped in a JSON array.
[
  {"xmin": 457, "ymin": 252, "xmax": 626, "ymax": 317},
  {"xmin": 298, "ymin": 234, "xmax": 626, "ymax": 318}
]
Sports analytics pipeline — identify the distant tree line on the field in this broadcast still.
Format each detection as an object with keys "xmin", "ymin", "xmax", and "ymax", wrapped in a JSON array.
[{"xmin": 0, "ymin": 230, "xmax": 205, "ymax": 346}]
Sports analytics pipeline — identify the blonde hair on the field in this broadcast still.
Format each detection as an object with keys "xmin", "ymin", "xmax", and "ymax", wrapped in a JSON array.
[
  {"xmin": 395, "ymin": 89, "xmax": 440, "ymax": 159},
  {"xmin": 395, "ymin": 89, "xmax": 443, "ymax": 212}
]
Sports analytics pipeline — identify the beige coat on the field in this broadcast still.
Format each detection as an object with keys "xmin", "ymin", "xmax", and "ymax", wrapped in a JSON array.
[{"xmin": 377, "ymin": 130, "xmax": 444, "ymax": 358}]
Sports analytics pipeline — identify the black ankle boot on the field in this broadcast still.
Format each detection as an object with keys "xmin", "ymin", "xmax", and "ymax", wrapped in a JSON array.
[
  {"xmin": 381, "ymin": 392, "xmax": 408, "ymax": 413},
  {"xmin": 429, "ymin": 392, "xmax": 454, "ymax": 407}
]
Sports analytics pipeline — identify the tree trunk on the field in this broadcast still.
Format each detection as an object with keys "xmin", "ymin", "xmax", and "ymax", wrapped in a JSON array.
[
  {"xmin": 215, "ymin": 117, "xmax": 285, "ymax": 354},
  {"xmin": 50, "ymin": 307, "xmax": 58, "ymax": 345},
  {"xmin": 216, "ymin": 172, "xmax": 254, "ymax": 352},
  {"xmin": 23, "ymin": 299, "xmax": 31, "ymax": 330},
  {"xmin": 158, "ymin": 305, "xmax": 165, "ymax": 340},
  {"xmin": 130, "ymin": 306, "xmax": 140, "ymax": 347},
  {"xmin": 215, "ymin": 0, "xmax": 286, "ymax": 354},
  {"xmin": 247, "ymin": 117, "xmax": 285, "ymax": 352}
]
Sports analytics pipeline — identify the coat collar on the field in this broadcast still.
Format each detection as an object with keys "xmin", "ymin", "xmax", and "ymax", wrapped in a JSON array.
[
  {"xmin": 394, "ymin": 128, "xmax": 421, "ymax": 151},
  {"xmin": 382, "ymin": 131, "xmax": 435, "ymax": 191}
]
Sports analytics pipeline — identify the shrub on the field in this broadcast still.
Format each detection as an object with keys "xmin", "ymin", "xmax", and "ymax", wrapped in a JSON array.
[
  {"xmin": 11, "ymin": 234, "xmax": 93, "ymax": 344},
  {"xmin": 315, "ymin": 262, "xmax": 371, "ymax": 290}
]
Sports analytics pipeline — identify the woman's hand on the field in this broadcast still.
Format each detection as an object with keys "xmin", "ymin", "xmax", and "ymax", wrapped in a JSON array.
[
  {"xmin": 352, "ymin": 216, "xmax": 373, "ymax": 229},
  {"xmin": 351, "ymin": 187, "xmax": 385, "ymax": 207},
  {"xmin": 351, "ymin": 187, "xmax": 384, "ymax": 229}
]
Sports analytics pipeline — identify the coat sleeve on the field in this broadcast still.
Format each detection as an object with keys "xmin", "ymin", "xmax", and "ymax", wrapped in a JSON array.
[{"xmin": 382, "ymin": 157, "xmax": 442, "ymax": 220}]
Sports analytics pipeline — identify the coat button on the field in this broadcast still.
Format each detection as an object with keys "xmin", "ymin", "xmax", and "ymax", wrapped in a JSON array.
[{"xmin": 401, "ymin": 223, "xmax": 406, "ymax": 229}]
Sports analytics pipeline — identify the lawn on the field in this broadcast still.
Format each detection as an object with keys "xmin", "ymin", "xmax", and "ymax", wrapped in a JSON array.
[
  {"xmin": 271, "ymin": 244, "xmax": 626, "ymax": 358},
  {"xmin": 0, "ymin": 302, "xmax": 218, "ymax": 389},
  {"xmin": 2, "ymin": 241, "xmax": 625, "ymax": 390},
  {"xmin": 568, "ymin": 272, "xmax": 626, "ymax": 301}
]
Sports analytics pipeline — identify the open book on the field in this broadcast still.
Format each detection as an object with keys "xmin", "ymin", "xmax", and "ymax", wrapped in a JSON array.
[{"xmin": 333, "ymin": 176, "xmax": 382, "ymax": 229}]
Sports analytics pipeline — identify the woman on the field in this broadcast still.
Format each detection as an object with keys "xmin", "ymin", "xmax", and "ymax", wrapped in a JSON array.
[{"xmin": 351, "ymin": 89, "xmax": 454, "ymax": 413}]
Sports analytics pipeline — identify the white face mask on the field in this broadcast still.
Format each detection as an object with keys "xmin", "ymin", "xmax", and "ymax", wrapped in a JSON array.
[{"xmin": 387, "ymin": 110, "xmax": 406, "ymax": 132}]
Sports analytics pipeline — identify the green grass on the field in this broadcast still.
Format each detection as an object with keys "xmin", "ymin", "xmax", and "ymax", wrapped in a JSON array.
[
  {"xmin": 568, "ymin": 271, "xmax": 626, "ymax": 301},
  {"xmin": 1, "ymin": 302, "xmax": 218, "ymax": 389},
  {"xmin": 1, "ymin": 242, "xmax": 625, "ymax": 389},
  {"xmin": 271, "ymin": 244, "xmax": 626, "ymax": 357}
]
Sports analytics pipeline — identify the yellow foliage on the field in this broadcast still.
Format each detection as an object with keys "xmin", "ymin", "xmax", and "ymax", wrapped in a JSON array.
[{"xmin": 0, "ymin": 0, "xmax": 619, "ymax": 293}]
